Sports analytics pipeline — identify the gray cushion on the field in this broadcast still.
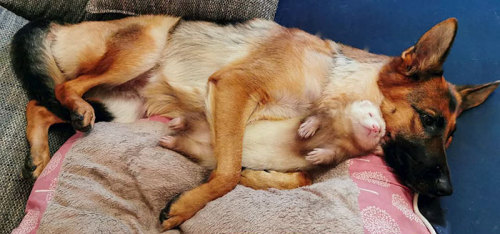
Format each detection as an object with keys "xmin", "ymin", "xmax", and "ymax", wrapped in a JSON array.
[
  {"xmin": 86, "ymin": 0, "xmax": 279, "ymax": 21},
  {"xmin": 0, "ymin": 6, "xmax": 73, "ymax": 233},
  {"xmin": 0, "ymin": 0, "xmax": 89, "ymax": 23},
  {"xmin": 1, "ymin": 0, "xmax": 279, "ymax": 23}
]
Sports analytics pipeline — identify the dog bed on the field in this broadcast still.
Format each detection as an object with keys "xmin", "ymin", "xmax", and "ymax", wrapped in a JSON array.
[{"xmin": 13, "ymin": 117, "xmax": 433, "ymax": 233}]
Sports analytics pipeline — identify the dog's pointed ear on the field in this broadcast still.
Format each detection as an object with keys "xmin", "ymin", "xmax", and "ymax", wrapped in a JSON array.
[
  {"xmin": 401, "ymin": 18, "xmax": 458, "ymax": 76},
  {"xmin": 455, "ymin": 80, "xmax": 500, "ymax": 114}
]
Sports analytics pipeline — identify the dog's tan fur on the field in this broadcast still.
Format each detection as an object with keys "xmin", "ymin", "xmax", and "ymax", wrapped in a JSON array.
[{"xmin": 15, "ymin": 16, "xmax": 499, "ymax": 229}]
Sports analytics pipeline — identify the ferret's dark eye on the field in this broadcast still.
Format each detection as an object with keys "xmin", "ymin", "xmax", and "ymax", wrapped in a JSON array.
[{"xmin": 369, "ymin": 113, "xmax": 373, "ymax": 117}]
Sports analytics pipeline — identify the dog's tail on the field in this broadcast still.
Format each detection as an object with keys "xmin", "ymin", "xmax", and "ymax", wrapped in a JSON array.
[{"xmin": 11, "ymin": 20, "xmax": 113, "ymax": 122}]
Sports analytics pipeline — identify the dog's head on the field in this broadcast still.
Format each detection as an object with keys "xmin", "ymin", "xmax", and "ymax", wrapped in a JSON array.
[{"xmin": 378, "ymin": 18, "xmax": 499, "ymax": 196}]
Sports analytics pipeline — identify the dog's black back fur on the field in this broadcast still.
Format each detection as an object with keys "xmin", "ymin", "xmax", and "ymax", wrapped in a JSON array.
[{"xmin": 11, "ymin": 20, "xmax": 113, "ymax": 123}]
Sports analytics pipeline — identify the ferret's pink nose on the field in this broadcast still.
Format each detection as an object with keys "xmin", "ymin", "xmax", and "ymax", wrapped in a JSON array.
[{"xmin": 371, "ymin": 124, "xmax": 380, "ymax": 133}]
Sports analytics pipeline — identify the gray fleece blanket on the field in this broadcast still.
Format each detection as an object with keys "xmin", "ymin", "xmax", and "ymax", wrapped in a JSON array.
[{"xmin": 37, "ymin": 119, "xmax": 364, "ymax": 233}]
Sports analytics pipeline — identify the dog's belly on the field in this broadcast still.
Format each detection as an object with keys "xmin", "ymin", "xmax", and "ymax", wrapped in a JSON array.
[{"xmin": 156, "ymin": 19, "xmax": 278, "ymax": 86}]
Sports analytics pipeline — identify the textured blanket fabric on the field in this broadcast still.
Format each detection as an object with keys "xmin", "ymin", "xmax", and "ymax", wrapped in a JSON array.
[
  {"xmin": 182, "ymin": 164, "xmax": 364, "ymax": 233},
  {"xmin": 37, "ymin": 120, "xmax": 364, "ymax": 233},
  {"xmin": 37, "ymin": 120, "xmax": 209, "ymax": 233}
]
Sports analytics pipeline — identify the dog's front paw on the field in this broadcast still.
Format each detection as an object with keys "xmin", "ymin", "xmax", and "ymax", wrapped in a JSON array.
[
  {"xmin": 159, "ymin": 194, "xmax": 182, "ymax": 229},
  {"xmin": 159, "ymin": 192, "xmax": 202, "ymax": 230},
  {"xmin": 298, "ymin": 116, "xmax": 320, "ymax": 138},
  {"xmin": 70, "ymin": 101, "xmax": 95, "ymax": 132}
]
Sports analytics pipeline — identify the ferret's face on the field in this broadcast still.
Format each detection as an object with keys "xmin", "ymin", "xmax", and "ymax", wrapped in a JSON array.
[{"xmin": 349, "ymin": 100, "xmax": 386, "ymax": 150}]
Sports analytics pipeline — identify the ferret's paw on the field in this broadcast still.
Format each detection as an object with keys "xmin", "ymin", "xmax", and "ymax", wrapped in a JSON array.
[
  {"xmin": 305, "ymin": 148, "xmax": 333, "ymax": 165},
  {"xmin": 159, "ymin": 136, "xmax": 177, "ymax": 149},
  {"xmin": 298, "ymin": 116, "xmax": 320, "ymax": 138},
  {"xmin": 168, "ymin": 117, "xmax": 186, "ymax": 131}
]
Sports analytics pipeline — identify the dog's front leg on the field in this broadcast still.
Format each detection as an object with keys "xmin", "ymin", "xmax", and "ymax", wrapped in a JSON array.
[{"xmin": 160, "ymin": 69, "xmax": 260, "ymax": 230}]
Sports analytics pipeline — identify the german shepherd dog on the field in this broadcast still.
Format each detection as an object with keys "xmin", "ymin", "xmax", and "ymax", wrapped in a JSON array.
[{"xmin": 11, "ymin": 15, "xmax": 499, "ymax": 229}]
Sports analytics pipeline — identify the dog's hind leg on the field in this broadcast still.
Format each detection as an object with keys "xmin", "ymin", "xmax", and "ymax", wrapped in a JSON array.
[
  {"xmin": 55, "ymin": 50, "xmax": 157, "ymax": 131},
  {"xmin": 54, "ymin": 19, "xmax": 178, "ymax": 131},
  {"xmin": 26, "ymin": 100, "xmax": 65, "ymax": 178}
]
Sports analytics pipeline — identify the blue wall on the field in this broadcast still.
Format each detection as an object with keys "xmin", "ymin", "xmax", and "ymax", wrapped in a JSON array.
[{"xmin": 275, "ymin": 1, "xmax": 500, "ymax": 233}]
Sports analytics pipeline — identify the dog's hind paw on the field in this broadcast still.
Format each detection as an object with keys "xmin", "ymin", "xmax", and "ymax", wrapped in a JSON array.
[
  {"xmin": 70, "ymin": 101, "xmax": 95, "ymax": 132},
  {"xmin": 21, "ymin": 155, "xmax": 36, "ymax": 180}
]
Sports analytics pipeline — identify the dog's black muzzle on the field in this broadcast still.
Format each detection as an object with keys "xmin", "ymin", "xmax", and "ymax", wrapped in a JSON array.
[{"xmin": 383, "ymin": 135, "xmax": 453, "ymax": 197}]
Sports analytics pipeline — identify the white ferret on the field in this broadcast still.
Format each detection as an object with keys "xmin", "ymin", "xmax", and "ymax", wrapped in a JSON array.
[{"xmin": 159, "ymin": 100, "xmax": 385, "ymax": 171}]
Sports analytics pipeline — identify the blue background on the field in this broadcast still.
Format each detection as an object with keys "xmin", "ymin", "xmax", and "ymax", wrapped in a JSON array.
[{"xmin": 275, "ymin": 1, "xmax": 500, "ymax": 233}]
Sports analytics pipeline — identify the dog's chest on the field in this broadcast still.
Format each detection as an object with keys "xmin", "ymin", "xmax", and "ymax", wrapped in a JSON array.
[{"xmin": 325, "ymin": 56, "xmax": 387, "ymax": 105}]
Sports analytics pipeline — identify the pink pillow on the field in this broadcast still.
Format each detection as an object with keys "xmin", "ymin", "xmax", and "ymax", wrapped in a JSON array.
[
  {"xmin": 12, "ymin": 132, "xmax": 84, "ymax": 234},
  {"xmin": 349, "ymin": 155, "xmax": 433, "ymax": 233}
]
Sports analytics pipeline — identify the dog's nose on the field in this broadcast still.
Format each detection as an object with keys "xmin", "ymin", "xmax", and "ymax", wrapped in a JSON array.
[{"xmin": 435, "ymin": 177, "xmax": 453, "ymax": 196}]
